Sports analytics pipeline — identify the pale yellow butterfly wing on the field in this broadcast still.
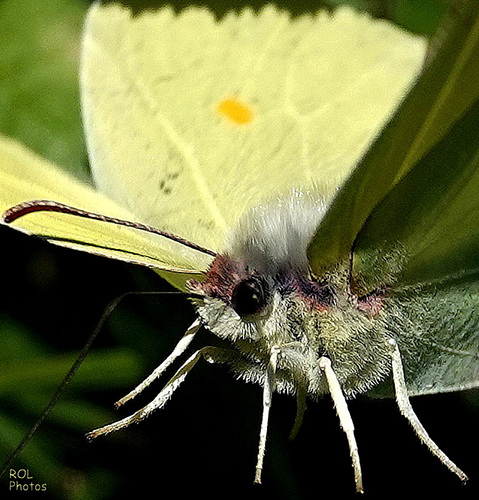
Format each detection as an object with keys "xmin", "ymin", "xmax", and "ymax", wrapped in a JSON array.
[
  {"xmin": 0, "ymin": 134, "xmax": 212, "ymax": 281},
  {"xmin": 82, "ymin": 4, "xmax": 426, "ymax": 252}
]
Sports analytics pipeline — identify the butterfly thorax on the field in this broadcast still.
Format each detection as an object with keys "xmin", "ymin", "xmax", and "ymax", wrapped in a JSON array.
[{"xmin": 189, "ymin": 195, "xmax": 392, "ymax": 398}]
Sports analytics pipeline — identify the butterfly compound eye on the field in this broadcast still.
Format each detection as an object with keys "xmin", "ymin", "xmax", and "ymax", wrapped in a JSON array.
[{"xmin": 231, "ymin": 277, "xmax": 268, "ymax": 317}]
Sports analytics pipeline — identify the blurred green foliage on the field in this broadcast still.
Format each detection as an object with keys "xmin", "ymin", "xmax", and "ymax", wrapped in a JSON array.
[{"xmin": 0, "ymin": 0, "xmax": 89, "ymax": 180}]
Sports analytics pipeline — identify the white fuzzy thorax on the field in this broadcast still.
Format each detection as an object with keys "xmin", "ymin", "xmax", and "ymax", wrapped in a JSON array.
[{"xmin": 226, "ymin": 189, "xmax": 332, "ymax": 272}]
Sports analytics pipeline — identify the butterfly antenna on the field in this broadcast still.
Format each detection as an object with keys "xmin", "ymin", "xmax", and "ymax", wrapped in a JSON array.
[
  {"xmin": 0, "ymin": 290, "xmax": 199, "ymax": 479},
  {"xmin": 2, "ymin": 200, "xmax": 217, "ymax": 257}
]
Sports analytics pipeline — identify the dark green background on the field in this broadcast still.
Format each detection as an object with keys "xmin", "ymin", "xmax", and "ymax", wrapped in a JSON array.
[{"xmin": 1, "ymin": 1, "xmax": 478, "ymax": 499}]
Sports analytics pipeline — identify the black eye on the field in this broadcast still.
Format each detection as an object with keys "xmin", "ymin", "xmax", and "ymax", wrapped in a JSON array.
[{"xmin": 231, "ymin": 277, "xmax": 268, "ymax": 317}]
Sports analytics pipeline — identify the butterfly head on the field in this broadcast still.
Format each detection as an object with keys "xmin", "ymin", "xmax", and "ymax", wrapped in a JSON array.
[{"xmin": 188, "ymin": 194, "xmax": 391, "ymax": 398}]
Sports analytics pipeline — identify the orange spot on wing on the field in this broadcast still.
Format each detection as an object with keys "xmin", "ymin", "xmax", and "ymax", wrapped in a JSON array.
[{"xmin": 217, "ymin": 98, "xmax": 254, "ymax": 125}]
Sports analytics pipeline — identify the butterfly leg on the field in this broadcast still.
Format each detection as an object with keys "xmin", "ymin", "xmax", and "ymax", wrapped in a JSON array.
[
  {"xmin": 389, "ymin": 339, "xmax": 468, "ymax": 482},
  {"xmin": 289, "ymin": 378, "xmax": 308, "ymax": 440},
  {"xmin": 115, "ymin": 318, "xmax": 201, "ymax": 407},
  {"xmin": 254, "ymin": 346, "xmax": 280, "ymax": 484},
  {"xmin": 319, "ymin": 356, "xmax": 363, "ymax": 494},
  {"xmin": 86, "ymin": 344, "xmax": 233, "ymax": 439}
]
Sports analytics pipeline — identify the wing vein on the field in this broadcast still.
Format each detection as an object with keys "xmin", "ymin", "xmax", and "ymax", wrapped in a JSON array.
[{"xmin": 121, "ymin": 27, "xmax": 228, "ymax": 232}]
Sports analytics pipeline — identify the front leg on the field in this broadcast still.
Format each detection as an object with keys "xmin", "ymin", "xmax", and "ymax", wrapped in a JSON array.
[{"xmin": 390, "ymin": 339, "xmax": 468, "ymax": 482}]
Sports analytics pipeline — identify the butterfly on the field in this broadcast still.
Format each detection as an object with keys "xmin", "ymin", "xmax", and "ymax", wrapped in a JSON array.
[{"xmin": 1, "ymin": 1, "xmax": 479, "ymax": 493}]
